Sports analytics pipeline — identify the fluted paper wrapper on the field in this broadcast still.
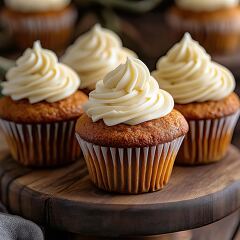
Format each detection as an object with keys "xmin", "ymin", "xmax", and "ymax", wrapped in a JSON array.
[
  {"xmin": 0, "ymin": 119, "xmax": 80, "ymax": 167},
  {"xmin": 177, "ymin": 111, "xmax": 239, "ymax": 165},
  {"xmin": 76, "ymin": 135, "xmax": 184, "ymax": 194},
  {"xmin": 166, "ymin": 12, "xmax": 240, "ymax": 53},
  {"xmin": 1, "ymin": 6, "xmax": 77, "ymax": 50}
]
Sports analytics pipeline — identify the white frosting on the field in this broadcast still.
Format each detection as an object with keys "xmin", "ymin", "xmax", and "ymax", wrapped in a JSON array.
[
  {"xmin": 5, "ymin": 0, "xmax": 70, "ymax": 12},
  {"xmin": 84, "ymin": 57, "xmax": 174, "ymax": 126},
  {"xmin": 2, "ymin": 41, "xmax": 80, "ymax": 104},
  {"xmin": 62, "ymin": 24, "xmax": 136, "ymax": 90},
  {"xmin": 152, "ymin": 33, "xmax": 235, "ymax": 104},
  {"xmin": 176, "ymin": 0, "xmax": 239, "ymax": 12}
]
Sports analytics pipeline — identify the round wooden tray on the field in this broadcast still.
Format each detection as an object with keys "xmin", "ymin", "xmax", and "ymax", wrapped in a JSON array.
[{"xmin": 0, "ymin": 142, "xmax": 240, "ymax": 238}]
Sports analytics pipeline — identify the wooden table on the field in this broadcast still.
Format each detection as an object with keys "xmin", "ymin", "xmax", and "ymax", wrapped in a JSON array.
[{"xmin": 0, "ymin": 132, "xmax": 240, "ymax": 239}]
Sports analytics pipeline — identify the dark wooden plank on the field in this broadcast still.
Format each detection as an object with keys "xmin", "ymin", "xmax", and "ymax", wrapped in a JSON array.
[
  {"xmin": 0, "ymin": 138, "xmax": 239, "ymax": 237},
  {"xmin": 1, "ymin": 119, "xmax": 240, "ymax": 236},
  {"xmin": 43, "ymin": 211, "xmax": 240, "ymax": 240}
]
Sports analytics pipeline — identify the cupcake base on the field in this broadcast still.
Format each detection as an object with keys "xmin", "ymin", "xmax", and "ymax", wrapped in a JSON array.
[
  {"xmin": 76, "ymin": 135, "xmax": 184, "ymax": 194},
  {"xmin": 166, "ymin": 6, "xmax": 240, "ymax": 54},
  {"xmin": 1, "ymin": 5, "xmax": 77, "ymax": 50},
  {"xmin": 176, "ymin": 111, "xmax": 239, "ymax": 165},
  {"xmin": 0, "ymin": 119, "xmax": 80, "ymax": 167}
]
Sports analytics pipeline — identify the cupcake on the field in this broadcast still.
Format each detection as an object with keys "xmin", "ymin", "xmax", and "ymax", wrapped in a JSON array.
[
  {"xmin": 62, "ymin": 24, "xmax": 136, "ymax": 94},
  {"xmin": 152, "ymin": 33, "xmax": 240, "ymax": 165},
  {"xmin": 166, "ymin": 0, "xmax": 240, "ymax": 54},
  {"xmin": 0, "ymin": 41, "xmax": 88, "ymax": 167},
  {"xmin": 75, "ymin": 57, "xmax": 188, "ymax": 194},
  {"xmin": 1, "ymin": 0, "xmax": 77, "ymax": 50}
]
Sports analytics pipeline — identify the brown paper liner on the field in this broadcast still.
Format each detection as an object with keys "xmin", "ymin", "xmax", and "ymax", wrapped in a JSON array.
[
  {"xmin": 176, "ymin": 111, "xmax": 239, "ymax": 165},
  {"xmin": 166, "ymin": 11, "xmax": 240, "ymax": 54},
  {"xmin": 76, "ymin": 135, "xmax": 185, "ymax": 194},
  {"xmin": 0, "ymin": 119, "xmax": 80, "ymax": 167},
  {"xmin": 1, "ymin": 5, "xmax": 77, "ymax": 50}
]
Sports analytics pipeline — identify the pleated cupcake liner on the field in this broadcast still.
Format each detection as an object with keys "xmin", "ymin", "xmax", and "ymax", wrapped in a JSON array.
[
  {"xmin": 166, "ymin": 12, "xmax": 240, "ymax": 33},
  {"xmin": 0, "ymin": 119, "xmax": 81, "ymax": 167},
  {"xmin": 176, "ymin": 111, "xmax": 240, "ymax": 165},
  {"xmin": 166, "ymin": 12, "xmax": 240, "ymax": 53},
  {"xmin": 76, "ymin": 135, "xmax": 185, "ymax": 194},
  {"xmin": 1, "ymin": 6, "xmax": 77, "ymax": 50}
]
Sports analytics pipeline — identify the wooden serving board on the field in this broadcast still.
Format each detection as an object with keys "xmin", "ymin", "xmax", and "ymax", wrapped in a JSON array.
[{"xmin": 0, "ymin": 136, "xmax": 240, "ymax": 238}]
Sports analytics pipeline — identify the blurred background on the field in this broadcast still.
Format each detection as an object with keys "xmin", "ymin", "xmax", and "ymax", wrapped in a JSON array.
[{"xmin": 0, "ymin": 0, "xmax": 239, "ymax": 73}]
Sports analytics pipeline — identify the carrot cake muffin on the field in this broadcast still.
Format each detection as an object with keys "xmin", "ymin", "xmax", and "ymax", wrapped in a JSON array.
[
  {"xmin": 1, "ymin": 0, "xmax": 77, "ymax": 50},
  {"xmin": 0, "ymin": 41, "xmax": 88, "ymax": 167},
  {"xmin": 166, "ymin": 0, "xmax": 240, "ymax": 54},
  {"xmin": 152, "ymin": 33, "xmax": 240, "ymax": 165},
  {"xmin": 76, "ymin": 57, "xmax": 188, "ymax": 194}
]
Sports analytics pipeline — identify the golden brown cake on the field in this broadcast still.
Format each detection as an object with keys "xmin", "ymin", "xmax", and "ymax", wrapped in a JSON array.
[
  {"xmin": 152, "ymin": 33, "xmax": 240, "ymax": 165},
  {"xmin": 0, "ymin": 91, "xmax": 87, "ymax": 123},
  {"xmin": 1, "ymin": 1, "xmax": 77, "ymax": 50},
  {"xmin": 76, "ymin": 110, "xmax": 188, "ymax": 148},
  {"xmin": 175, "ymin": 93, "xmax": 240, "ymax": 120},
  {"xmin": 0, "ymin": 42, "xmax": 87, "ymax": 167},
  {"xmin": 166, "ymin": 1, "xmax": 240, "ymax": 54},
  {"xmin": 76, "ymin": 57, "xmax": 188, "ymax": 194}
]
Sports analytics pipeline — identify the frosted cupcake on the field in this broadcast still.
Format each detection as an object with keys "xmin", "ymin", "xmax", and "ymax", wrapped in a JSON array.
[
  {"xmin": 152, "ymin": 33, "xmax": 240, "ymax": 165},
  {"xmin": 62, "ymin": 24, "xmax": 136, "ymax": 94},
  {"xmin": 166, "ymin": 0, "xmax": 240, "ymax": 54},
  {"xmin": 76, "ymin": 57, "xmax": 188, "ymax": 194},
  {"xmin": 0, "ymin": 41, "xmax": 88, "ymax": 167},
  {"xmin": 1, "ymin": 0, "xmax": 77, "ymax": 50}
]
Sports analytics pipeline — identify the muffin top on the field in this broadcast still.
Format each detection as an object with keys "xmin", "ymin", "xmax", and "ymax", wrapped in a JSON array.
[
  {"xmin": 175, "ymin": 92, "xmax": 240, "ymax": 120},
  {"xmin": 0, "ymin": 91, "xmax": 87, "ymax": 123},
  {"xmin": 2, "ymin": 41, "xmax": 80, "ymax": 104},
  {"xmin": 0, "ymin": 41, "xmax": 87, "ymax": 123},
  {"xmin": 76, "ymin": 110, "xmax": 188, "ymax": 147},
  {"xmin": 77, "ymin": 57, "xmax": 188, "ymax": 146},
  {"xmin": 152, "ymin": 33, "xmax": 235, "ymax": 104},
  {"xmin": 175, "ymin": 0, "xmax": 238, "ymax": 12},
  {"xmin": 84, "ymin": 57, "xmax": 174, "ymax": 126},
  {"xmin": 62, "ymin": 24, "xmax": 136, "ymax": 90},
  {"xmin": 4, "ymin": 0, "xmax": 70, "ymax": 12}
]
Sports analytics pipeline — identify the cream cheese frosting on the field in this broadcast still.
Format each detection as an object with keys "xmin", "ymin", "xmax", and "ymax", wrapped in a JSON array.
[
  {"xmin": 62, "ymin": 24, "xmax": 136, "ymax": 90},
  {"xmin": 152, "ymin": 33, "xmax": 235, "ymax": 104},
  {"xmin": 2, "ymin": 41, "xmax": 80, "ymax": 104},
  {"xmin": 84, "ymin": 57, "xmax": 174, "ymax": 126},
  {"xmin": 5, "ymin": 0, "xmax": 70, "ymax": 12},
  {"xmin": 176, "ymin": 0, "xmax": 239, "ymax": 12}
]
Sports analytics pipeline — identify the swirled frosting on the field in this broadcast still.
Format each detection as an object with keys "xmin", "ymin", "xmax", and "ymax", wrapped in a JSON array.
[
  {"xmin": 152, "ymin": 33, "xmax": 235, "ymax": 104},
  {"xmin": 5, "ymin": 0, "xmax": 70, "ymax": 12},
  {"xmin": 62, "ymin": 24, "xmax": 136, "ymax": 90},
  {"xmin": 84, "ymin": 57, "xmax": 174, "ymax": 126},
  {"xmin": 176, "ymin": 0, "xmax": 238, "ymax": 12},
  {"xmin": 2, "ymin": 41, "xmax": 80, "ymax": 104}
]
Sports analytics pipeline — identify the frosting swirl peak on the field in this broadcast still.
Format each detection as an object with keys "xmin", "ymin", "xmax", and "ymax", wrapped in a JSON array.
[
  {"xmin": 176, "ymin": 0, "xmax": 239, "ymax": 12},
  {"xmin": 84, "ymin": 57, "xmax": 174, "ymax": 126},
  {"xmin": 2, "ymin": 41, "xmax": 80, "ymax": 104},
  {"xmin": 152, "ymin": 33, "xmax": 235, "ymax": 104},
  {"xmin": 62, "ymin": 24, "xmax": 136, "ymax": 90}
]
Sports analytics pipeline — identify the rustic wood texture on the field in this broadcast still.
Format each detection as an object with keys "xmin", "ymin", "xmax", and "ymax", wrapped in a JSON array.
[
  {"xmin": 0, "ymin": 134, "xmax": 240, "ymax": 237},
  {"xmin": 43, "ymin": 211, "xmax": 240, "ymax": 240}
]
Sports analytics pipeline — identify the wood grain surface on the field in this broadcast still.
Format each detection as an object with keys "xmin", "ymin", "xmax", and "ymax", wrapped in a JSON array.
[{"xmin": 0, "ymin": 132, "xmax": 239, "ymax": 237}]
